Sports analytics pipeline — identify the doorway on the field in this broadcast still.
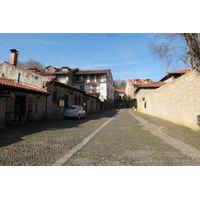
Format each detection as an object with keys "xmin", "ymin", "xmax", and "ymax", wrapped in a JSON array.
[{"xmin": 14, "ymin": 96, "xmax": 26, "ymax": 122}]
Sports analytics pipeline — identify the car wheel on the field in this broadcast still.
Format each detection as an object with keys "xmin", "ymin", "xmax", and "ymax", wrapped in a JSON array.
[{"xmin": 77, "ymin": 115, "xmax": 81, "ymax": 120}]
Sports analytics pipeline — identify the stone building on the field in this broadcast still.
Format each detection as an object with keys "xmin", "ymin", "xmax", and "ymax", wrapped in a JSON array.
[
  {"xmin": 0, "ymin": 49, "xmax": 100, "ymax": 128},
  {"xmin": 0, "ymin": 78, "xmax": 50, "ymax": 128},
  {"xmin": 46, "ymin": 80, "xmax": 100, "ymax": 119},
  {"xmin": 125, "ymin": 78, "xmax": 154, "ymax": 106},
  {"xmin": 114, "ymin": 89, "xmax": 125, "ymax": 100}
]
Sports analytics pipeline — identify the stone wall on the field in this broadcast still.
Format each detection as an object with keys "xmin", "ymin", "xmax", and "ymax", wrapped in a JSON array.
[
  {"xmin": 0, "ymin": 91, "xmax": 47, "ymax": 128},
  {"xmin": 86, "ymin": 96, "xmax": 100, "ymax": 112},
  {"xmin": 0, "ymin": 97, "xmax": 6, "ymax": 128},
  {"xmin": 0, "ymin": 63, "xmax": 49, "ymax": 90},
  {"xmin": 125, "ymin": 80, "xmax": 134, "ymax": 99},
  {"xmin": 46, "ymin": 83, "xmax": 100, "ymax": 119},
  {"xmin": 46, "ymin": 83, "xmax": 85, "ymax": 119},
  {"xmin": 137, "ymin": 70, "xmax": 200, "ymax": 130},
  {"xmin": 31, "ymin": 94, "xmax": 47, "ymax": 121}
]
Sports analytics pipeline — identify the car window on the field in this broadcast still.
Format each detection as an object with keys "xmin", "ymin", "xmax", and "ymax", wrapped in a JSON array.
[{"xmin": 66, "ymin": 106, "xmax": 77, "ymax": 110}]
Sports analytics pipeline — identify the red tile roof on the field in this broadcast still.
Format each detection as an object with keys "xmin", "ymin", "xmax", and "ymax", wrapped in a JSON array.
[
  {"xmin": 160, "ymin": 68, "xmax": 191, "ymax": 81},
  {"xmin": 135, "ymin": 82, "xmax": 166, "ymax": 93},
  {"xmin": 115, "ymin": 89, "xmax": 125, "ymax": 93},
  {"xmin": 138, "ymin": 82, "xmax": 166, "ymax": 88},
  {"xmin": 0, "ymin": 78, "xmax": 50, "ymax": 95},
  {"xmin": 39, "ymin": 71, "xmax": 69, "ymax": 75},
  {"xmin": 128, "ymin": 79, "xmax": 154, "ymax": 85},
  {"xmin": 76, "ymin": 69, "xmax": 110, "ymax": 75},
  {"xmin": 52, "ymin": 79, "xmax": 86, "ymax": 93},
  {"xmin": 167, "ymin": 69, "xmax": 190, "ymax": 74},
  {"xmin": 37, "ymin": 66, "xmax": 78, "ymax": 75}
]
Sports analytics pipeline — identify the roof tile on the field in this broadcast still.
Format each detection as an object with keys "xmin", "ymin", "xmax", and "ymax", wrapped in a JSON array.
[
  {"xmin": 0, "ymin": 78, "xmax": 50, "ymax": 95},
  {"xmin": 115, "ymin": 89, "xmax": 125, "ymax": 93},
  {"xmin": 128, "ymin": 79, "xmax": 154, "ymax": 85},
  {"xmin": 76, "ymin": 69, "xmax": 110, "ymax": 75}
]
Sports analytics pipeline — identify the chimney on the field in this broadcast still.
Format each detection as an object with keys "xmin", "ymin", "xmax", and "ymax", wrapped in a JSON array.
[{"xmin": 10, "ymin": 49, "xmax": 19, "ymax": 66}]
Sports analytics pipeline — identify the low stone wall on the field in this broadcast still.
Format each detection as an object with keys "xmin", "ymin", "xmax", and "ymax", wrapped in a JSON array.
[{"xmin": 137, "ymin": 70, "xmax": 200, "ymax": 130}]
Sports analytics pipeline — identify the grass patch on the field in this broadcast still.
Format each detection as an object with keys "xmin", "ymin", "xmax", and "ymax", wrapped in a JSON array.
[{"xmin": 134, "ymin": 111, "xmax": 200, "ymax": 133}]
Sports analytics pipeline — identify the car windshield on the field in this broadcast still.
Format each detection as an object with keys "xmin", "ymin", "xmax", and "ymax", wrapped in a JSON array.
[{"xmin": 66, "ymin": 106, "xmax": 78, "ymax": 110}]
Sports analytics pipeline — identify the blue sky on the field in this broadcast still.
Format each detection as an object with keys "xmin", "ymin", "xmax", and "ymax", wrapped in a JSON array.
[{"xmin": 0, "ymin": 33, "xmax": 187, "ymax": 82}]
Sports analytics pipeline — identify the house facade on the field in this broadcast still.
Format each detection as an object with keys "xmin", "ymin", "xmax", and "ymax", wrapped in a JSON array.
[
  {"xmin": 125, "ymin": 78, "xmax": 154, "ymax": 106},
  {"xmin": 73, "ymin": 69, "xmax": 115, "ymax": 108},
  {"xmin": 0, "ymin": 56, "xmax": 51, "ymax": 128},
  {"xmin": 31, "ymin": 65, "xmax": 115, "ymax": 109},
  {"xmin": 29, "ymin": 65, "xmax": 79, "ymax": 85},
  {"xmin": 114, "ymin": 89, "xmax": 125, "ymax": 100}
]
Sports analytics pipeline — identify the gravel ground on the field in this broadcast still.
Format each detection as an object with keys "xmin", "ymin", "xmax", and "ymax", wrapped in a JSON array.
[
  {"xmin": 64, "ymin": 109, "xmax": 200, "ymax": 166},
  {"xmin": 0, "ymin": 109, "xmax": 119, "ymax": 166},
  {"xmin": 129, "ymin": 110, "xmax": 200, "ymax": 163},
  {"xmin": 1, "ymin": 108, "xmax": 200, "ymax": 166}
]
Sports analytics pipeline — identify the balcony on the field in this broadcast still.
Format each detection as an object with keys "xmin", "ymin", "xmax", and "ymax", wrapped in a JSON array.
[
  {"xmin": 85, "ymin": 89, "xmax": 100, "ymax": 94},
  {"xmin": 74, "ymin": 79, "xmax": 84, "ymax": 83}
]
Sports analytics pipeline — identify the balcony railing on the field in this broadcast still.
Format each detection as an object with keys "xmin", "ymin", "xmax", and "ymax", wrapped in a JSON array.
[
  {"xmin": 74, "ymin": 79, "xmax": 107, "ymax": 84},
  {"xmin": 85, "ymin": 89, "xmax": 100, "ymax": 94},
  {"xmin": 74, "ymin": 80, "xmax": 84, "ymax": 83}
]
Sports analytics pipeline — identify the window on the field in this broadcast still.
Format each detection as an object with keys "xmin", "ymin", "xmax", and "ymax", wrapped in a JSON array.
[
  {"xmin": 80, "ymin": 85, "xmax": 84, "ymax": 90},
  {"xmin": 96, "ymin": 75, "xmax": 100, "ymax": 82},
  {"xmin": 59, "ymin": 100, "xmax": 65, "ymax": 107},
  {"xmin": 83, "ymin": 76, "xmax": 87, "ymax": 83},
  {"xmin": 90, "ymin": 76, "xmax": 94, "ymax": 82},
  {"xmin": 76, "ymin": 76, "xmax": 82, "ymax": 82},
  {"xmin": 46, "ymin": 66, "xmax": 55, "ymax": 72},
  {"xmin": 53, "ymin": 92, "xmax": 57, "ymax": 102},
  {"xmin": 91, "ymin": 85, "xmax": 97, "ymax": 93}
]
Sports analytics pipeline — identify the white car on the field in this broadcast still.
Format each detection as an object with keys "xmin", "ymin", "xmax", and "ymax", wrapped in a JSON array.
[{"xmin": 64, "ymin": 105, "xmax": 86, "ymax": 119}]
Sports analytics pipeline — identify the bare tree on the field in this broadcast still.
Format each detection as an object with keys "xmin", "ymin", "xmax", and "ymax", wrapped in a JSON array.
[
  {"xmin": 149, "ymin": 33, "xmax": 200, "ymax": 71},
  {"xmin": 18, "ymin": 59, "xmax": 44, "ymax": 69},
  {"xmin": 181, "ymin": 33, "xmax": 200, "ymax": 71},
  {"xmin": 114, "ymin": 79, "xmax": 126, "ymax": 89}
]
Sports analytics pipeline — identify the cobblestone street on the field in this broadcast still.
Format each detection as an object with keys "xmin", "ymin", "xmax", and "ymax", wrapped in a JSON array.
[{"xmin": 1, "ymin": 109, "xmax": 200, "ymax": 166}]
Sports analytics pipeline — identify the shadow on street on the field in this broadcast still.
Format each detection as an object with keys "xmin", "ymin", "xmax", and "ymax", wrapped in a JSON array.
[{"xmin": 0, "ymin": 108, "xmax": 122, "ymax": 148}]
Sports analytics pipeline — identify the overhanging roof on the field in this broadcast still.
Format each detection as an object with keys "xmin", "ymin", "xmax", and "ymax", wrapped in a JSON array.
[{"xmin": 0, "ymin": 78, "xmax": 50, "ymax": 95}]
